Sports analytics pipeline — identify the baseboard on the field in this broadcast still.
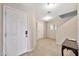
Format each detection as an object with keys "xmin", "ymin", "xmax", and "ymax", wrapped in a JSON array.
[
  {"xmin": 46, "ymin": 37, "xmax": 56, "ymax": 40},
  {"xmin": 37, "ymin": 37, "xmax": 46, "ymax": 40},
  {"xmin": 18, "ymin": 48, "xmax": 33, "ymax": 56}
]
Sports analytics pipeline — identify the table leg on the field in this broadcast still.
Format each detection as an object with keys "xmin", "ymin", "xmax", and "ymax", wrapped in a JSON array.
[
  {"xmin": 72, "ymin": 50, "xmax": 78, "ymax": 56},
  {"xmin": 75, "ymin": 50, "xmax": 78, "ymax": 56},
  {"xmin": 62, "ymin": 46, "xmax": 65, "ymax": 56}
]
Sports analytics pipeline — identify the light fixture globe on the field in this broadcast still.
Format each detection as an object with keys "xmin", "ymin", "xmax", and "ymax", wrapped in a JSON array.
[
  {"xmin": 45, "ymin": 3, "xmax": 56, "ymax": 9},
  {"xmin": 42, "ymin": 15, "xmax": 53, "ymax": 21}
]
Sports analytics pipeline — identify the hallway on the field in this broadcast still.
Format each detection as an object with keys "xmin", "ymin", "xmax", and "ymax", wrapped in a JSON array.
[
  {"xmin": 0, "ymin": 3, "xmax": 78, "ymax": 56},
  {"xmin": 22, "ymin": 38, "xmax": 76, "ymax": 56}
]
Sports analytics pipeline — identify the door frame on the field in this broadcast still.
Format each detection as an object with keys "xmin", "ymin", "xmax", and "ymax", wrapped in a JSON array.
[
  {"xmin": 3, "ymin": 5, "xmax": 29, "ymax": 56},
  {"xmin": 3, "ymin": 5, "xmax": 6, "ymax": 56}
]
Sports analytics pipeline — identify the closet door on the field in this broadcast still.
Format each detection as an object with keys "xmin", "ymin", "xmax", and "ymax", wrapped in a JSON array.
[{"xmin": 37, "ymin": 21, "xmax": 45, "ymax": 39}]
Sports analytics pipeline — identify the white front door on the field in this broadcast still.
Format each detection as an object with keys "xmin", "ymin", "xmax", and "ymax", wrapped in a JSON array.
[{"xmin": 3, "ymin": 6, "xmax": 28, "ymax": 56}]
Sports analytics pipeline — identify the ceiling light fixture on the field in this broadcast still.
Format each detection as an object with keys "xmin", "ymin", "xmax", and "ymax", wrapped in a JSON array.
[
  {"xmin": 42, "ymin": 15, "xmax": 53, "ymax": 21},
  {"xmin": 45, "ymin": 3, "xmax": 56, "ymax": 9},
  {"xmin": 42, "ymin": 11, "xmax": 53, "ymax": 21}
]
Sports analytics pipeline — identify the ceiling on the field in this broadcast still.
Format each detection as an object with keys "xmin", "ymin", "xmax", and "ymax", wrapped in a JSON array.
[{"xmin": 5, "ymin": 3, "xmax": 77, "ymax": 20}]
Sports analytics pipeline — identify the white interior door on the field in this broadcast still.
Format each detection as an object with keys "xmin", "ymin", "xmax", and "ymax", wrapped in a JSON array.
[
  {"xmin": 37, "ymin": 21, "xmax": 44, "ymax": 39},
  {"xmin": 4, "ymin": 6, "xmax": 28, "ymax": 56}
]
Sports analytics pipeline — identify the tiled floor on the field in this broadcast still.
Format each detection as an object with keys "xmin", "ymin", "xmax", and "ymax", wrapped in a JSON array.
[{"xmin": 22, "ymin": 38, "xmax": 75, "ymax": 56}]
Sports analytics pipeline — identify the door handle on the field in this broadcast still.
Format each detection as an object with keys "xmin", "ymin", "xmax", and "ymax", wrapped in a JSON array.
[{"xmin": 25, "ymin": 31, "xmax": 28, "ymax": 37}]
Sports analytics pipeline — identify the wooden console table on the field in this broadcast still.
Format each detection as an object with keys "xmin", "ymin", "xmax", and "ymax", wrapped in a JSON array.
[{"xmin": 62, "ymin": 39, "xmax": 78, "ymax": 56}]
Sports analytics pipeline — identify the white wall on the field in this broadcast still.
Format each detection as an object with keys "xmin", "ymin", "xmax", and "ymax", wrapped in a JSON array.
[
  {"xmin": 0, "ymin": 4, "xmax": 3, "ymax": 56},
  {"xmin": 47, "ymin": 17, "xmax": 64, "ymax": 39},
  {"xmin": 56, "ymin": 16, "xmax": 77, "ymax": 45},
  {"xmin": 27, "ymin": 11, "xmax": 37, "ymax": 49}
]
